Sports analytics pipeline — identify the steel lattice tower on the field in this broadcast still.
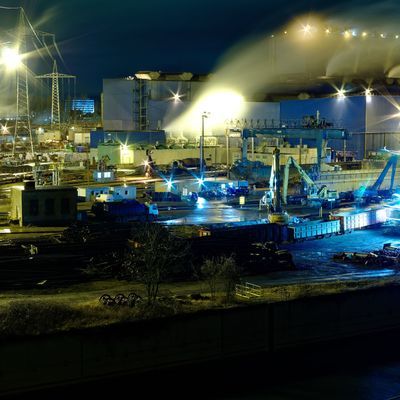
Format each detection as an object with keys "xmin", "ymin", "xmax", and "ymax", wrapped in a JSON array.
[
  {"xmin": 12, "ymin": 9, "xmax": 33, "ymax": 156},
  {"xmin": 36, "ymin": 59, "xmax": 75, "ymax": 132}
]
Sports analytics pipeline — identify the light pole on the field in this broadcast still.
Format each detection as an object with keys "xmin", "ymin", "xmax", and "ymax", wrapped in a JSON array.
[{"xmin": 200, "ymin": 112, "xmax": 208, "ymax": 175}]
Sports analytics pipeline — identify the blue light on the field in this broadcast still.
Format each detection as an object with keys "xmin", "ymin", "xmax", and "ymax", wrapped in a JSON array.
[{"xmin": 197, "ymin": 196, "xmax": 206, "ymax": 209}]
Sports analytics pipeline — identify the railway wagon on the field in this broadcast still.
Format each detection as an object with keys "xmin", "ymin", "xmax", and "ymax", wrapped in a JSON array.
[
  {"xmin": 288, "ymin": 219, "xmax": 341, "ymax": 241},
  {"xmin": 333, "ymin": 208, "xmax": 387, "ymax": 233},
  {"xmin": 288, "ymin": 208, "xmax": 388, "ymax": 242}
]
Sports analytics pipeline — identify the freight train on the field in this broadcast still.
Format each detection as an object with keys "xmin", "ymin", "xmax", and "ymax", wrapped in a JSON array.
[{"xmin": 288, "ymin": 207, "xmax": 388, "ymax": 242}]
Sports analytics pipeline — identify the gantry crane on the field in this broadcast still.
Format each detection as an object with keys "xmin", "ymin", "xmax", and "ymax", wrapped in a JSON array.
[{"xmin": 354, "ymin": 154, "xmax": 398, "ymax": 205}]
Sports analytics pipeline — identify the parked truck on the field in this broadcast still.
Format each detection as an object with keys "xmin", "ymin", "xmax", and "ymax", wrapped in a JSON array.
[{"xmin": 91, "ymin": 199, "xmax": 158, "ymax": 222}]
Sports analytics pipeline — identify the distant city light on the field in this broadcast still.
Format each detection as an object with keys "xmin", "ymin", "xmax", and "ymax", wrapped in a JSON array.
[
  {"xmin": 325, "ymin": 28, "xmax": 331, "ymax": 34},
  {"xmin": 396, "ymin": 35, "xmax": 399, "ymax": 39},
  {"xmin": 362, "ymin": 32, "xmax": 368, "ymax": 37},
  {"xmin": 343, "ymin": 30, "xmax": 351, "ymax": 39}
]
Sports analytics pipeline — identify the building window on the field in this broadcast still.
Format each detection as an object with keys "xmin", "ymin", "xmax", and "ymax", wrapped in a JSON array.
[
  {"xmin": 29, "ymin": 199, "xmax": 39, "ymax": 216},
  {"xmin": 45, "ymin": 198, "xmax": 55, "ymax": 215},
  {"xmin": 104, "ymin": 172, "xmax": 111, "ymax": 178},
  {"xmin": 125, "ymin": 190, "xmax": 128, "ymax": 195},
  {"xmin": 61, "ymin": 198, "xmax": 70, "ymax": 215}
]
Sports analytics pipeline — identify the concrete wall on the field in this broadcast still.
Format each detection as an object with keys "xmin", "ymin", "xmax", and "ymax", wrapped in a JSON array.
[
  {"xmin": 3, "ymin": 286, "xmax": 400, "ymax": 395},
  {"xmin": 103, "ymin": 79, "xmax": 135, "ymax": 130}
]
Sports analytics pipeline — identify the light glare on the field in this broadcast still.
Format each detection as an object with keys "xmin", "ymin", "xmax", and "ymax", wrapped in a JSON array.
[
  {"xmin": 1, "ymin": 48, "xmax": 21, "ymax": 70},
  {"xmin": 337, "ymin": 89, "xmax": 346, "ymax": 100}
]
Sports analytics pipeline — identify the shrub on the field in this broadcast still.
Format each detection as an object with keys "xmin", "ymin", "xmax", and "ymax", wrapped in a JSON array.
[{"xmin": 0, "ymin": 301, "xmax": 82, "ymax": 337}]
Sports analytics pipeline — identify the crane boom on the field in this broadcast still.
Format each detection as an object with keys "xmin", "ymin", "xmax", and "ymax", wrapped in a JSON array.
[
  {"xmin": 283, "ymin": 156, "xmax": 338, "ymax": 206},
  {"xmin": 370, "ymin": 155, "xmax": 397, "ymax": 192},
  {"xmin": 283, "ymin": 157, "xmax": 318, "ymax": 204}
]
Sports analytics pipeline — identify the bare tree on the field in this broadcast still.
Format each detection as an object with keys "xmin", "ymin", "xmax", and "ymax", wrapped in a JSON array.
[
  {"xmin": 124, "ymin": 223, "xmax": 189, "ymax": 305},
  {"xmin": 201, "ymin": 255, "xmax": 241, "ymax": 303},
  {"xmin": 201, "ymin": 257, "xmax": 221, "ymax": 300},
  {"xmin": 219, "ymin": 255, "xmax": 241, "ymax": 303}
]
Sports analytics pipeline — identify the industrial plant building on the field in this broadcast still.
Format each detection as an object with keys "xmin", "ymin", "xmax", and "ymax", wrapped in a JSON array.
[{"xmin": 98, "ymin": 71, "xmax": 400, "ymax": 168}]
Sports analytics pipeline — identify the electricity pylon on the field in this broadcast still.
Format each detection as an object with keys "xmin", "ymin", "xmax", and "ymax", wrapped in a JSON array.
[
  {"xmin": 36, "ymin": 59, "xmax": 76, "ymax": 131},
  {"xmin": 12, "ymin": 8, "xmax": 33, "ymax": 156}
]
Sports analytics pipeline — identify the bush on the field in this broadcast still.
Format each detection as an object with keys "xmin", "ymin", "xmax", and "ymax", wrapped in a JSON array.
[{"xmin": 0, "ymin": 301, "xmax": 82, "ymax": 337}]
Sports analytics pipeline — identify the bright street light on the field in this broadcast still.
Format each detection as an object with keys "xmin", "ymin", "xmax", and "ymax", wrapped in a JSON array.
[{"xmin": 1, "ymin": 47, "xmax": 21, "ymax": 70}]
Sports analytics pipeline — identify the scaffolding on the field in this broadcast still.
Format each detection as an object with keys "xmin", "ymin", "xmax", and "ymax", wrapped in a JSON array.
[{"xmin": 133, "ymin": 78, "xmax": 148, "ymax": 130}]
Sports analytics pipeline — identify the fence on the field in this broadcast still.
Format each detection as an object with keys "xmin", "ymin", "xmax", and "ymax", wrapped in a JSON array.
[{"xmin": 235, "ymin": 282, "xmax": 262, "ymax": 299}]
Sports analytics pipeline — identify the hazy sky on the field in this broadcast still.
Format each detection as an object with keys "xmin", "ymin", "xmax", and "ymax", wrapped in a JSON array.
[{"xmin": 0, "ymin": 0, "xmax": 399, "ymax": 95}]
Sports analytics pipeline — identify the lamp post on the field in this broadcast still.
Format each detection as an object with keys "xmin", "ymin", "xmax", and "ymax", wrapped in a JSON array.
[{"xmin": 200, "ymin": 112, "xmax": 208, "ymax": 175}]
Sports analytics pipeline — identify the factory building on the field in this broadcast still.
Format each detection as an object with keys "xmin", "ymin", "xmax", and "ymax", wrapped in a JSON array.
[
  {"xmin": 101, "ymin": 70, "xmax": 400, "ymax": 164},
  {"xmin": 66, "ymin": 99, "xmax": 95, "ymax": 115},
  {"xmin": 101, "ymin": 73, "xmax": 280, "ymax": 138},
  {"xmin": 102, "ymin": 72, "xmax": 208, "ymax": 131}
]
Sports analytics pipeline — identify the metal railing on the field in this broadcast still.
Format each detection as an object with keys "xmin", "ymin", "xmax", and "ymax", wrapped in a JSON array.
[
  {"xmin": 235, "ymin": 282, "xmax": 262, "ymax": 299},
  {"xmin": 224, "ymin": 118, "xmax": 345, "ymax": 130}
]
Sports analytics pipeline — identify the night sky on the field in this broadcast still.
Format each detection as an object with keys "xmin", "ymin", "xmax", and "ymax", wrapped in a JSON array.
[{"xmin": 0, "ymin": 0, "xmax": 399, "ymax": 95}]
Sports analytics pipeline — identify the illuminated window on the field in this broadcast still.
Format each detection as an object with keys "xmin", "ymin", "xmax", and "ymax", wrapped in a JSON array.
[{"xmin": 104, "ymin": 172, "xmax": 111, "ymax": 178}]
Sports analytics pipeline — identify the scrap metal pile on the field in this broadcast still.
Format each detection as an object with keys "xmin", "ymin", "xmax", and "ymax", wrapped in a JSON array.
[{"xmin": 333, "ymin": 243, "xmax": 400, "ymax": 268}]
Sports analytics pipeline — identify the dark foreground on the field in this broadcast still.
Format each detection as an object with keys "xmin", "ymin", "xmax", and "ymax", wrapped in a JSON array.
[{"xmin": 7, "ymin": 330, "xmax": 400, "ymax": 400}]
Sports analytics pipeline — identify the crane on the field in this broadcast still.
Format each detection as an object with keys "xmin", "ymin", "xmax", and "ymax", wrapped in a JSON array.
[
  {"xmin": 283, "ymin": 156, "xmax": 339, "ymax": 208},
  {"xmin": 354, "ymin": 155, "xmax": 398, "ymax": 205}
]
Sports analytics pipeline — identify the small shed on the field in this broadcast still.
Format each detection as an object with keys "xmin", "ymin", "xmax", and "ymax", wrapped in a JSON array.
[{"xmin": 10, "ymin": 181, "xmax": 77, "ymax": 226}]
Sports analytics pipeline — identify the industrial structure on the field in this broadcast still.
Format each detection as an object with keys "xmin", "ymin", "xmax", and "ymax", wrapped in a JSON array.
[{"xmin": 10, "ymin": 181, "xmax": 77, "ymax": 226}]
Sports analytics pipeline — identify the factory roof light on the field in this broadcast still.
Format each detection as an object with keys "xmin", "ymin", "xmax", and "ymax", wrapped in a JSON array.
[
  {"xmin": 134, "ymin": 71, "xmax": 203, "ymax": 81},
  {"xmin": 337, "ymin": 89, "xmax": 346, "ymax": 99}
]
